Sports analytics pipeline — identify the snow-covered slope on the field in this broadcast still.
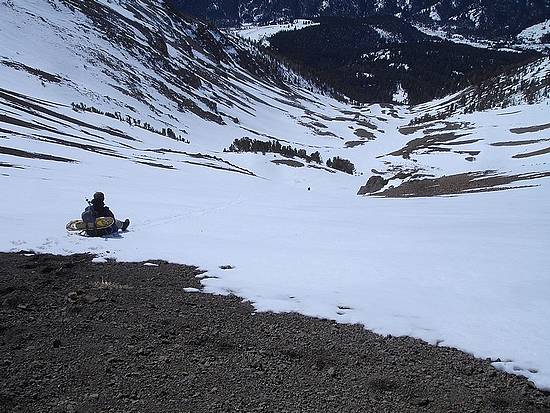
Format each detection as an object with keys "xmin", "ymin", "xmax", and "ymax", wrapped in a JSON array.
[
  {"xmin": 416, "ymin": 20, "xmax": 550, "ymax": 52},
  {"xmin": 413, "ymin": 57, "xmax": 550, "ymax": 118},
  {"xmin": 1, "ymin": 0, "xmax": 550, "ymax": 391},
  {"xmin": 228, "ymin": 19, "xmax": 319, "ymax": 45},
  {"xmin": 518, "ymin": 19, "xmax": 550, "ymax": 50},
  {"xmin": 519, "ymin": 19, "xmax": 550, "ymax": 41}
]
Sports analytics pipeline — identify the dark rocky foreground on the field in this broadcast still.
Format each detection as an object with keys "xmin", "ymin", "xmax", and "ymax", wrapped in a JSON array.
[{"xmin": 1, "ymin": 252, "xmax": 549, "ymax": 413}]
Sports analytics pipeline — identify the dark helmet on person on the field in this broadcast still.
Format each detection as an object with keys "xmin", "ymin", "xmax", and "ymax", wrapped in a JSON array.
[{"xmin": 91, "ymin": 191, "xmax": 105, "ymax": 206}]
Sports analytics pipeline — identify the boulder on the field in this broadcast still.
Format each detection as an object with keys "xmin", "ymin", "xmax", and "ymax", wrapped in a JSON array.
[{"xmin": 357, "ymin": 175, "xmax": 388, "ymax": 195}]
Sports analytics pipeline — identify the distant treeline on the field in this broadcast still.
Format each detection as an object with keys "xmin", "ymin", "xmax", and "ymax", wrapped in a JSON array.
[
  {"xmin": 225, "ymin": 137, "xmax": 322, "ymax": 163},
  {"xmin": 226, "ymin": 137, "xmax": 356, "ymax": 174},
  {"xmin": 71, "ymin": 102, "xmax": 189, "ymax": 143}
]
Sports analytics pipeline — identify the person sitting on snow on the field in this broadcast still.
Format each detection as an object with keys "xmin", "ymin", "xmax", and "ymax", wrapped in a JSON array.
[{"xmin": 82, "ymin": 192, "xmax": 130, "ymax": 237}]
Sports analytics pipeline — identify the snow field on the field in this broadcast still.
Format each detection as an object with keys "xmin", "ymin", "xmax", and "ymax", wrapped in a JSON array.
[
  {"xmin": 2, "ymin": 147, "xmax": 550, "ymax": 389},
  {"xmin": 228, "ymin": 20, "xmax": 319, "ymax": 45}
]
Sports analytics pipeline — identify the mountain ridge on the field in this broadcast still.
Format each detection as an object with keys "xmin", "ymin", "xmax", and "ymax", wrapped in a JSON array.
[
  {"xmin": 266, "ymin": 15, "xmax": 539, "ymax": 104},
  {"xmin": 170, "ymin": 0, "xmax": 550, "ymax": 39}
]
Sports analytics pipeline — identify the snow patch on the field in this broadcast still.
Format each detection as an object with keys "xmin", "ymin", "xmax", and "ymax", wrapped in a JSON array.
[
  {"xmin": 374, "ymin": 27, "xmax": 400, "ymax": 43},
  {"xmin": 518, "ymin": 19, "xmax": 550, "ymax": 44},
  {"xmin": 393, "ymin": 83, "xmax": 408, "ymax": 104},
  {"xmin": 429, "ymin": 6, "xmax": 441, "ymax": 22},
  {"xmin": 228, "ymin": 20, "xmax": 319, "ymax": 46}
]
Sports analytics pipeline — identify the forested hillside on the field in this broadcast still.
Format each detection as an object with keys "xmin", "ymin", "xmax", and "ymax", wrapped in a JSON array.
[
  {"xmin": 267, "ymin": 17, "xmax": 539, "ymax": 103},
  {"xmin": 170, "ymin": 0, "xmax": 550, "ymax": 39}
]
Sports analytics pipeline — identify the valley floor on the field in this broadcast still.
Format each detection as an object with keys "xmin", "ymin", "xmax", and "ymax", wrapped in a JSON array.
[{"xmin": 1, "ymin": 251, "xmax": 549, "ymax": 413}]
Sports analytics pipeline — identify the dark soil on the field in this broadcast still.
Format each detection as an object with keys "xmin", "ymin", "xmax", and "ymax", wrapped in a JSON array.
[
  {"xmin": 510, "ymin": 123, "xmax": 550, "ymax": 134},
  {"xmin": 491, "ymin": 138, "xmax": 550, "ymax": 147},
  {"xmin": 0, "ymin": 146, "xmax": 76, "ymax": 163},
  {"xmin": 1, "ymin": 252, "xmax": 550, "ymax": 413},
  {"xmin": 0, "ymin": 60, "xmax": 63, "ymax": 83},
  {"xmin": 345, "ymin": 140, "xmax": 368, "ymax": 148},
  {"xmin": 354, "ymin": 129, "xmax": 375, "ymax": 139},
  {"xmin": 374, "ymin": 170, "xmax": 550, "ymax": 197},
  {"xmin": 389, "ymin": 132, "xmax": 471, "ymax": 159},
  {"xmin": 272, "ymin": 159, "xmax": 305, "ymax": 167},
  {"xmin": 512, "ymin": 147, "xmax": 550, "ymax": 159}
]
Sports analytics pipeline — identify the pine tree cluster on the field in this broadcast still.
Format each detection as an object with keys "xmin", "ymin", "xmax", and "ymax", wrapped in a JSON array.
[
  {"xmin": 71, "ymin": 102, "xmax": 190, "ymax": 143},
  {"xmin": 326, "ymin": 156, "xmax": 356, "ymax": 175},
  {"xmin": 225, "ymin": 137, "xmax": 322, "ymax": 163}
]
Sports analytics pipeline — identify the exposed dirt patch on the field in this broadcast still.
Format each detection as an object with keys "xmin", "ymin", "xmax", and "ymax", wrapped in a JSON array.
[
  {"xmin": 454, "ymin": 150, "xmax": 480, "ymax": 161},
  {"xmin": 0, "ymin": 161, "xmax": 21, "ymax": 168},
  {"xmin": 454, "ymin": 150, "xmax": 481, "ymax": 156},
  {"xmin": 298, "ymin": 119, "xmax": 340, "ymax": 138},
  {"xmin": 424, "ymin": 122, "xmax": 472, "ymax": 134},
  {"xmin": 497, "ymin": 111, "xmax": 522, "ymax": 116},
  {"xmin": 373, "ymin": 171, "xmax": 550, "ymax": 197},
  {"xmin": 492, "ymin": 138, "xmax": 550, "ymax": 147},
  {"xmin": 345, "ymin": 140, "xmax": 368, "ymax": 148},
  {"xmin": 354, "ymin": 129, "xmax": 375, "ymax": 139},
  {"xmin": 399, "ymin": 124, "xmax": 427, "ymax": 135},
  {"xmin": 512, "ymin": 147, "xmax": 550, "ymax": 159},
  {"xmin": 315, "ymin": 130, "xmax": 339, "ymax": 138},
  {"xmin": 0, "ymin": 127, "xmax": 24, "ymax": 136},
  {"xmin": 399, "ymin": 121, "xmax": 472, "ymax": 136},
  {"xmin": 1, "ymin": 252, "xmax": 549, "ymax": 412},
  {"xmin": 389, "ymin": 132, "xmax": 471, "ymax": 159},
  {"xmin": 148, "ymin": 149, "xmax": 255, "ymax": 176},
  {"xmin": 307, "ymin": 164, "xmax": 337, "ymax": 174},
  {"xmin": 510, "ymin": 123, "xmax": 550, "ymax": 134},
  {"xmin": 0, "ymin": 60, "xmax": 63, "ymax": 83},
  {"xmin": 0, "ymin": 146, "xmax": 77, "ymax": 163},
  {"xmin": 330, "ymin": 116, "xmax": 354, "ymax": 122},
  {"xmin": 0, "ymin": 88, "xmax": 135, "ymax": 141},
  {"xmin": 339, "ymin": 109, "xmax": 360, "ymax": 116},
  {"xmin": 272, "ymin": 159, "xmax": 304, "ymax": 167},
  {"xmin": 181, "ymin": 160, "xmax": 256, "ymax": 176},
  {"xmin": 443, "ymin": 138, "xmax": 483, "ymax": 146},
  {"xmin": 0, "ymin": 113, "xmax": 49, "ymax": 131},
  {"xmin": 32, "ymin": 135, "xmax": 128, "ymax": 159},
  {"xmin": 311, "ymin": 121, "xmax": 328, "ymax": 129},
  {"xmin": 357, "ymin": 176, "xmax": 388, "ymax": 195},
  {"xmin": 135, "ymin": 160, "xmax": 175, "ymax": 169},
  {"xmin": 356, "ymin": 120, "xmax": 379, "ymax": 130}
]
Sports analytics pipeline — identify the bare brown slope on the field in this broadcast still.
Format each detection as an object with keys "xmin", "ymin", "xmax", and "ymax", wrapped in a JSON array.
[{"xmin": 1, "ymin": 252, "xmax": 549, "ymax": 412}]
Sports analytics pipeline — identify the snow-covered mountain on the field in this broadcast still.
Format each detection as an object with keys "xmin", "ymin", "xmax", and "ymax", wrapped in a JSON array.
[
  {"xmin": 174, "ymin": 0, "xmax": 549, "ymax": 104},
  {"xmin": 171, "ymin": 0, "xmax": 550, "ymax": 40},
  {"xmin": 2, "ymin": 0, "xmax": 550, "ymax": 391},
  {"xmin": 518, "ymin": 18, "xmax": 550, "ymax": 50},
  {"xmin": 263, "ymin": 16, "xmax": 538, "ymax": 104}
]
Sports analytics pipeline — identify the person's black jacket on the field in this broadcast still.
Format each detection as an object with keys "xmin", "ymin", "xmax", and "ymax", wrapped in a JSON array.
[{"xmin": 82, "ymin": 204, "xmax": 117, "ymax": 236}]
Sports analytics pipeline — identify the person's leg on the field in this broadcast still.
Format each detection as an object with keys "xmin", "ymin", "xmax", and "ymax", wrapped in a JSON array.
[{"xmin": 116, "ymin": 219, "xmax": 130, "ymax": 231}]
